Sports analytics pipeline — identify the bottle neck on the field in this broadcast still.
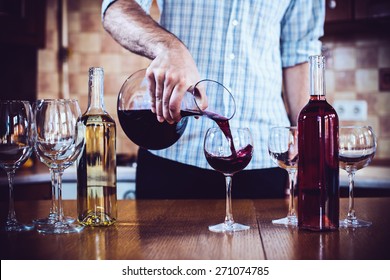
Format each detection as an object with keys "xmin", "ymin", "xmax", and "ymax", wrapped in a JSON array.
[
  {"xmin": 309, "ymin": 55, "xmax": 326, "ymax": 100},
  {"xmin": 87, "ymin": 67, "xmax": 105, "ymax": 114}
]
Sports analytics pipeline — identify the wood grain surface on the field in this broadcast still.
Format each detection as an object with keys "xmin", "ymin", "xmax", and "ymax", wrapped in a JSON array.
[{"xmin": 0, "ymin": 198, "xmax": 389, "ymax": 260}]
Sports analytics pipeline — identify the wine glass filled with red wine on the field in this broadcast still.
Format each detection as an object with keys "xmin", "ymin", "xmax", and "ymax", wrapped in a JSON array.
[
  {"xmin": 117, "ymin": 69, "xmax": 236, "ymax": 150},
  {"xmin": 339, "ymin": 126, "xmax": 377, "ymax": 228},
  {"xmin": 268, "ymin": 126, "xmax": 298, "ymax": 227},
  {"xmin": 204, "ymin": 127, "xmax": 253, "ymax": 232}
]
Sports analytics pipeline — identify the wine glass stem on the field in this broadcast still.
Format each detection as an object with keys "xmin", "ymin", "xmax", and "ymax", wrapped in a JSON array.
[
  {"xmin": 6, "ymin": 169, "xmax": 17, "ymax": 223},
  {"xmin": 53, "ymin": 169, "xmax": 65, "ymax": 223},
  {"xmin": 287, "ymin": 169, "xmax": 296, "ymax": 217},
  {"xmin": 49, "ymin": 169, "xmax": 58, "ymax": 216},
  {"xmin": 224, "ymin": 175, "xmax": 234, "ymax": 226},
  {"xmin": 347, "ymin": 171, "xmax": 356, "ymax": 220}
]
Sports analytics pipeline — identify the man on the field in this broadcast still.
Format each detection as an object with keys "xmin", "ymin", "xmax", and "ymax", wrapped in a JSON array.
[{"xmin": 102, "ymin": 0, "xmax": 325, "ymax": 199}]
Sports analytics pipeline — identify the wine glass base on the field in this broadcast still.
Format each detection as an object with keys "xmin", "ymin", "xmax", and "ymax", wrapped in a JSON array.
[
  {"xmin": 209, "ymin": 222, "xmax": 250, "ymax": 233},
  {"xmin": 272, "ymin": 216, "xmax": 298, "ymax": 227},
  {"xmin": 340, "ymin": 218, "xmax": 372, "ymax": 228},
  {"xmin": 33, "ymin": 215, "xmax": 75, "ymax": 225},
  {"xmin": 4, "ymin": 221, "xmax": 34, "ymax": 232},
  {"xmin": 36, "ymin": 222, "xmax": 84, "ymax": 234}
]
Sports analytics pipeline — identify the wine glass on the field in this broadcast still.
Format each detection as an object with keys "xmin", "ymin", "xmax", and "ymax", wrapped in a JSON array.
[
  {"xmin": 339, "ymin": 126, "xmax": 377, "ymax": 228},
  {"xmin": 0, "ymin": 100, "xmax": 34, "ymax": 231},
  {"xmin": 204, "ymin": 127, "xmax": 253, "ymax": 232},
  {"xmin": 34, "ymin": 99, "xmax": 85, "ymax": 234},
  {"xmin": 268, "ymin": 126, "xmax": 298, "ymax": 226}
]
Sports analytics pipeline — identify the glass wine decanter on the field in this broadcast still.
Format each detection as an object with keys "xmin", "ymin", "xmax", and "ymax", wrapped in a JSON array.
[{"xmin": 117, "ymin": 69, "xmax": 236, "ymax": 150}]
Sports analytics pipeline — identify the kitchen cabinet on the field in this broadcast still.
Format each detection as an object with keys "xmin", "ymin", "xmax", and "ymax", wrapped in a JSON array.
[
  {"xmin": 0, "ymin": 164, "xmax": 137, "ymax": 201},
  {"xmin": 0, "ymin": 0, "xmax": 46, "ymax": 47},
  {"xmin": 325, "ymin": 0, "xmax": 390, "ymax": 35},
  {"xmin": 355, "ymin": 0, "xmax": 390, "ymax": 20},
  {"xmin": 325, "ymin": 0, "xmax": 353, "ymax": 22},
  {"xmin": 0, "ymin": 0, "xmax": 46, "ymax": 102}
]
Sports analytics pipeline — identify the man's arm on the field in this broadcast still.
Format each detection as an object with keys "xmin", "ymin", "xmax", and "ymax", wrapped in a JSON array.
[
  {"xmin": 282, "ymin": 62, "xmax": 309, "ymax": 126},
  {"xmin": 103, "ymin": 0, "xmax": 201, "ymax": 123},
  {"xmin": 103, "ymin": 0, "xmax": 173, "ymax": 59},
  {"xmin": 280, "ymin": 0, "xmax": 324, "ymax": 126}
]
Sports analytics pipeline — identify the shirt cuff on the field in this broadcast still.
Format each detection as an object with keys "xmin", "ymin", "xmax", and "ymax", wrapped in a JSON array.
[
  {"xmin": 281, "ymin": 39, "xmax": 322, "ymax": 67},
  {"xmin": 101, "ymin": 0, "xmax": 117, "ymax": 20},
  {"xmin": 101, "ymin": 0, "xmax": 154, "ymax": 20}
]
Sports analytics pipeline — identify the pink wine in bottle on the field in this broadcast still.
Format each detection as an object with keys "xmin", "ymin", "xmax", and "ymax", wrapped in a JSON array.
[{"xmin": 297, "ymin": 55, "xmax": 339, "ymax": 231}]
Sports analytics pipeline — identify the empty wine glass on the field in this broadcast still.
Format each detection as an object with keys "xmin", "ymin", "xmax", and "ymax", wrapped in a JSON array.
[
  {"xmin": 204, "ymin": 127, "xmax": 253, "ymax": 232},
  {"xmin": 34, "ymin": 99, "xmax": 85, "ymax": 234},
  {"xmin": 268, "ymin": 126, "xmax": 298, "ymax": 226},
  {"xmin": 0, "ymin": 100, "xmax": 34, "ymax": 232},
  {"xmin": 339, "ymin": 126, "xmax": 377, "ymax": 228}
]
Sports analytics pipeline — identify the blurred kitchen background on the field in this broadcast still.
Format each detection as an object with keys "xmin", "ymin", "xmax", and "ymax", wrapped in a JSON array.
[{"xmin": 0, "ymin": 0, "xmax": 389, "ymax": 199}]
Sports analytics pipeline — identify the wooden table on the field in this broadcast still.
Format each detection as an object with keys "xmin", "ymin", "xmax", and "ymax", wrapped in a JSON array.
[{"xmin": 0, "ymin": 198, "xmax": 389, "ymax": 260}]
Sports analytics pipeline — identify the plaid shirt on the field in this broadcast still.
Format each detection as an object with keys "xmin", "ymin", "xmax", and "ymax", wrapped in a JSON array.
[{"xmin": 102, "ymin": 0, "xmax": 324, "ymax": 170}]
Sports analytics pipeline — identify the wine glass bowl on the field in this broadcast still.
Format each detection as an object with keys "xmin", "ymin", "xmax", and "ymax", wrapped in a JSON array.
[
  {"xmin": 0, "ymin": 100, "xmax": 34, "ymax": 231},
  {"xmin": 204, "ymin": 127, "xmax": 253, "ymax": 232},
  {"xmin": 34, "ymin": 99, "xmax": 85, "ymax": 234},
  {"xmin": 339, "ymin": 126, "xmax": 377, "ymax": 228},
  {"xmin": 268, "ymin": 126, "xmax": 298, "ymax": 226}
]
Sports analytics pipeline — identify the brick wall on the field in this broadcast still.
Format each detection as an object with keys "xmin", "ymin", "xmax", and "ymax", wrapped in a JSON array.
[
  {"xmin": 323, "ymin": 36, "xmax": 390, "ymax": 162},
  {"xmin": 38, "ymin": 0, "xmax": 155, "ymax": 157}
]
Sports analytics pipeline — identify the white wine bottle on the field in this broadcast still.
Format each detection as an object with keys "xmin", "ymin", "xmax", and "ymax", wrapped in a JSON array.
[{"xmin": 77, "ymin": 67, "xmax": 117, "ymax": 226}]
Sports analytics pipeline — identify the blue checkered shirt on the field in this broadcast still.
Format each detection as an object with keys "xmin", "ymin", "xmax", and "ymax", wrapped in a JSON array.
[{"xmin": 102, "ymin": 0, "xmax": 324, "ymax": 170}]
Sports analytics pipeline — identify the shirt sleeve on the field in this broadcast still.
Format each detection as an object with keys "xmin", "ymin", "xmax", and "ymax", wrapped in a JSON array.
[
  {"xmin": 101, "ymin": 0, "xmax": 116, "ymax": 19},
  {"xmin": 101, "ymin": 0, "xmax": 154, "ymax": 19},
  {"xmin": 280, "ymin": 0, "xmax": 325, "ymax": 67}
]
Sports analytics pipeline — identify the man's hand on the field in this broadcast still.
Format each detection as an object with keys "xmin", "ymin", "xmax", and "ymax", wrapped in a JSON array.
[{"xmin": 146, "ymin": 42, "xmax": 201, "ymax": 124}]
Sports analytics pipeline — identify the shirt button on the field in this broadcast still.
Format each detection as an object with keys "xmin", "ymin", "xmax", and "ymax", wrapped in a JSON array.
[
  {"xmin": 229, "ymin": 53, "xmax": 235, "ymax": 60},
  {"xmin": 232, "ymin": 19, "xmax": 239, "ymax": 26}
]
